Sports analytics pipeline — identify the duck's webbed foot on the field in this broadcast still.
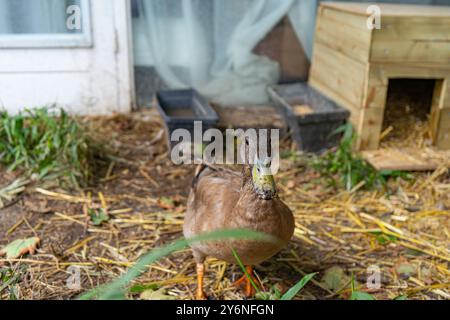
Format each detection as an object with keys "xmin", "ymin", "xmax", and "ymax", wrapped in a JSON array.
[{"xmin": 233, "ymin": 265, "xmax": 260, "ymax": 298}]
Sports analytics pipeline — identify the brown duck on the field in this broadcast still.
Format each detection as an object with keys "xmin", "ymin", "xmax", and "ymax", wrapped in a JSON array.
[{"xmin": 183, "ymin": 156, "xmax": 295, "ymax": 299}]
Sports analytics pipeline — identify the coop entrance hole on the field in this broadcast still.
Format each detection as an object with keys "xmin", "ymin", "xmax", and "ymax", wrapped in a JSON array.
[{"xmin": 380, "ymin": 78, "xmax": 443, "ymax": 149}]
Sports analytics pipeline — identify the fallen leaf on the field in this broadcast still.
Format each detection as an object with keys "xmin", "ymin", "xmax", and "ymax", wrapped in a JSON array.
[
  {"xmin": 140, "ymin": 288, "xmax": 177, "ymax": 300},
  {"xmin": 158, "ymin": 196, "xmax": 175, "ymax": 209},
  {"xmin": 0, "ymin": 237, "xmax": 41, "ymax": 259},
  {"xmin": 395, "ymin": 262, "xmax": 416, "ymax": 279},
  {"xmin": 321, "ymin": 266, "xmax": 350, "ymax": 292}
]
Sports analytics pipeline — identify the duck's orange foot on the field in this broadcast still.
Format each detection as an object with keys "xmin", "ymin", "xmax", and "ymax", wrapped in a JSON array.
[
  {"xmin": 233, "ymin": 266, "xmax": 260, "ymax": 298},
  {"xmin": 195, "ymin": 263, "xmax": 208, "ymax": 300},
  {"xmin": 196, "ymin": 290, "xmax": 208, "ymax": 300}
]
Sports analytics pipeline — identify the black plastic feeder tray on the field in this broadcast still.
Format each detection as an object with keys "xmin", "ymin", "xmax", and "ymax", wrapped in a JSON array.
[
  {"xmin": 155, "ymin": 89, "xmax": 219, "ymax": 150},
  {"xmin": 268, "ymin": 82, "xmax": 350, "ymax": 153}
]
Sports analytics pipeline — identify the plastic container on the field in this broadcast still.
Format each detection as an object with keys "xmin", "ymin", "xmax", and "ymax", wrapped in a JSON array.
[
  {"xmin": 155, "ymin": 89, "xmax": 219, "ymax": 149},
  {"xmin": 268, "ymin": 82, "xmax": 350, "ymax": 153}
]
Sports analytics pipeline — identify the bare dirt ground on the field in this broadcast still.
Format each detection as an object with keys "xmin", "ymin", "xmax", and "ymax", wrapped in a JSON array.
[{"xmin": 0, "ymin": 109, "xmax": 449, "ymax": 300}]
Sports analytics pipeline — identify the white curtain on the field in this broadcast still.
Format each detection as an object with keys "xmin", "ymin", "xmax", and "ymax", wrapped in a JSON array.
[
  {"xmin": 134, "ymin": 0, "xmax": 317, "ymax": 105},
  {"xmin": 0, "ymin": 0, "xmax": 79, "ymax": 34},
  {"xmin": 288, "ymin": 0, "xmax": 318, "ymax": 60}
]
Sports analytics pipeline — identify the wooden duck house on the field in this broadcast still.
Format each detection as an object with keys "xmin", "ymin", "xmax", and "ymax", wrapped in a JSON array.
[{"xmin": 309, "ymin": 2, "xmax": 450, "ymax": 153}]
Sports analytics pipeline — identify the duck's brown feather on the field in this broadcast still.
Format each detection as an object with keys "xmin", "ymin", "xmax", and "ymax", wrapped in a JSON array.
[{"xmin": 183, "ymin": 165, "xmax": 294, "ymax": 265}]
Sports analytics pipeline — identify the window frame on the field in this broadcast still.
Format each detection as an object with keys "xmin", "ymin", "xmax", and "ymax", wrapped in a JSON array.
[{"xmin": 0, "ymin": 0, "xmax": 92, "ymax": 49}]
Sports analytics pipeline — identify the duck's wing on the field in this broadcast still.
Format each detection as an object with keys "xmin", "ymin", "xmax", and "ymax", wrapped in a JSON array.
[
  {"xmin": 183, "ymin": 164, "xmax": 241, "ymax": 239},
  {"xmin": 273, "ymin": 198, "xmax": 295, "ymax": 244}
]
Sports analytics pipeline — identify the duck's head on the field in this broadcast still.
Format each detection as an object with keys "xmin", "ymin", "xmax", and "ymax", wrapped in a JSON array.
[{"xmin": 251, "ymin": 155, "xmax": 276, "ymax": 200}]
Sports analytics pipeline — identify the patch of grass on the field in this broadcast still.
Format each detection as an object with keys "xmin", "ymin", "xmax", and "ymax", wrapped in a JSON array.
[
  {"xmin": 0, "ymin": 107, "xmax": 100, "ymax": 188},
  {"xmin": 312, "ymin": 123, "xmax": 412, "ymax": 191},
  {"xmin": 0, "ymin": 266, "xmax": 26, "ymax": 300}
]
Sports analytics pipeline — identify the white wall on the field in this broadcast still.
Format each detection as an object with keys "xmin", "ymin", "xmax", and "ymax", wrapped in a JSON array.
[{"xmin": 0, "ymin": 0, "xmax": 135, "ymax": 115}]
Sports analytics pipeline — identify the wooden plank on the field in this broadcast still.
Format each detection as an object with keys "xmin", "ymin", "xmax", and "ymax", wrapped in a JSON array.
[
  {"xmin": 354, "ymin": 65, "xmax": 386, "ymax": 150},
  {"xmin": 309, "ymin": 42, "xmax": 367, "ymax": 109},
  {"xmin": 316, "ymin": 11, "xmax": 371, "ymax": 62},
  {"xmin": 370, "ymin": 15, "xmax": 450, "ymax": 63},
  {"xmin": 319, "ymin": 6, "xmax": 372, "ymax": 29},
  {"xmin": 369, "ymin": 62, "xmax": 450, "ymax": 80},
  {"xmin": 430, "ymin": 80, "xmax": 445, "ymax": 144},
  {"xmin": 363, "ymin": 64, "xmax": 388, "ymax": 109},
  {"xmin": 436, "ymin": 108, "xmax": 450, "ymax": 149},
  {"xmin": 444, "ymin": 79, "xmax": 450, "ymax": 109},
  {"xmin": 372, "ymin": 18, "xmax": 450, "ymax": 41},
  {"xmin": 316, "ymin": 8, "xmax": 372, "ymax": 63},
  {"xmin": 321, "ymin": 3, "xmax": 450, "ymax": 18},
  {"xmin": 362, "ymin": 148, "xmax": 445, "ymax": 171},
  {"xmin": 363, "ymin": 84, "xmax": 387, "ymax": 109},
  {"xmin": 356, "ymin": 107, "xmax": 384, "ymax": 150},
  {"xmin": 308, "ymin": 77, "xmax": 360, "ymax": 116},
  {"xmin": 309, "ymin": 77, "xmax": 362, "ymax": 136},
  {"xmin": 371, "ymin": 39, "xmax": 450, "ymax": 64}
]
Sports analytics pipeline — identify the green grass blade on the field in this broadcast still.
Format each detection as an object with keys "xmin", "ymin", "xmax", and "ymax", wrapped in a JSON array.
[
  {"xmin": 280, "ymin": 272, "xmax": 316, "ymax": 300},
  {"xmin": 230, "ymin": 247, "xmax": 261, "ymax": 295},
  {"xmin": 349, "ymin": 273, "xmax": 376, "ymax": 300},
  {"xmin": 350, "ymin": 291, "xmax": 376, "ymax": 300}
]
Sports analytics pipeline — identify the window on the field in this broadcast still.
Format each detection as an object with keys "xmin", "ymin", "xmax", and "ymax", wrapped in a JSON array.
[{"xmin": 0, "ymin": 0, "xmax": 91, "ymax": 48}]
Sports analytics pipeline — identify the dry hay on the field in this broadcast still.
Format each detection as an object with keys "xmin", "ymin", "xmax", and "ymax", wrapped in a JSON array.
[
  {"xmin": 0, "ymin": 109, "xmax": 449, "ymax": 300},
  {"xmin": 380, "ymin": 79, "xmax": 435, "ymax": 150}
]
